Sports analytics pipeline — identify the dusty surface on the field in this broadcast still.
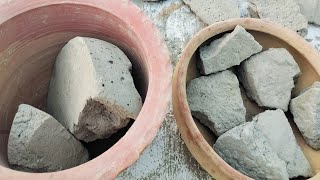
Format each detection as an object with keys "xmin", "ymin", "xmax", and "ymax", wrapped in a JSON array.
[
  {"xmin": 254, "ymin": 109, "xmax": 313, "ymax": 178},
  {"xmin": 239, "ymin": 48, "xmax": 301, "ymax": 111},
  {"xmin": 199, "ymin": 25, "xmax": 262, "ymax": 75},
  {"xmin": 8, "ymin": 104, "xmax": 89, "ymax": 172},
  {"xmin": 119, "ymin": 0, "xmax": 320, "ymax": 179},
  {"xmin": 214, "ymin": 122, "xmax": 289, "ymax": 179},
  {"xmin": 47, "ymin": 37, "xmax": 142, "ymax": 142},
  {"xmin": 290, "ymin": 82, "xmax": 320, "ymax": 150},
  {"xmin": 187, "ymin": 70, "xmax": 246, "ymax": 136}
]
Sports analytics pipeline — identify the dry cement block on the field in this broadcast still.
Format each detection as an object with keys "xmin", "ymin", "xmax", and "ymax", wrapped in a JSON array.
[
  {"xmin": 47, "ymin": 37, "xmax": 142, "ymax": 142},
  {"xmin": 214, "ymin": 122, "xmax": 289, "ymax": 179},
  {"xmin": 296, "ymin": 0, "xmax": 320, "ymax": 25},
  {"xmin": 290, "ymin": 81, "xmax": 320, "ymax": 150},
  {"xmin": 187, "ymin": 70, "xmax": 246, "ymax": 136},
  {"xmin": 182, "ymin": 0, "xmax": 240, "ymax": 25},
  {"xmin": 254, "ymin": 109, "xmax": 313, "ymax": 178},
  {"xmin": 198, "ymin": 25, "xmax": 262, "ymax": 75},
  {"xmin": 8, "ymin": 104, "xmax": 89, "ymax": 172},
  {"xmin": 239, "ymin": 48, "xmax": 300, "ymax": 111},
  {"xmin": 248, "ymin": 0, "xmax": 308, "ymax": 35}
]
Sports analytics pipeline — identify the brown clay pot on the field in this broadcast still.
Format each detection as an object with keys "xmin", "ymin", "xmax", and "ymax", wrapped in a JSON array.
[
  {"xmin": 0, "ymin": 0, "xmax": 172, "ymax": 179},
  {"xmin": 172, "ymin": 18, "xmax": 320, "ymax": 179}
]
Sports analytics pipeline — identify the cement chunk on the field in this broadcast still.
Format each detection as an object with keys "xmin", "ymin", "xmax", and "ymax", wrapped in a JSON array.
[
  {"xmin": 47, "ymin": 37, "xmax": 142, "ymax": 142},
  {"xmin": 290, "ymin": 81, "xmax": 320, "ymax": 150},
  {"xmin": 296, "ymin": 0, "xmax": 320, "ymax": 25},
  {"xmin": 198, "ymin": 25, "xmax": 262, "ymax": 75},
  {"xmin": 239, "ymin": 48, "xmax": 301, "ymax": 111},
  {"xmin": 8, "ymin": 104, "xmax": 89, "ymax": 172},
  {"xmin": 254, "ymin": 109, "xmax": 313, "ymax": 178},
  {"xmin": 187, "ymin": 70, "xmax": 246, "ymax": 136},
  {"xmin": 182, "ymin": 0, "xmax": 240, "ymax": 25},
  {"xmin": 247, "ymin": 0, "xmax": 308, "ymax": 35},
  {"xmin": 214, "ymin": 122, "xmax": 289, "ymax": 180}
]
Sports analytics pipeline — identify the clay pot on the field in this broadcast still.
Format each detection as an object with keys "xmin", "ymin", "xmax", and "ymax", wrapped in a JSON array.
[
  {"xmin": 0, "ymin": 0, "xmax": 172, "ymax": 179},
  {"xmin": 172, "ymin": 18, "xmax": 320, "ymax": 179}
]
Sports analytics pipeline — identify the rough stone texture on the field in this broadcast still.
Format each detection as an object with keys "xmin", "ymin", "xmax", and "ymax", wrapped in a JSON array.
[
  {"xmin": 47, "ymin": 37, "xmax": 142, "ymax": 142},
  {"xmin": 254, "ymin": 109, "xmax": 313, "ymax": 178},
  {"xmin": 198, "ymin": 25, "xmax": 262, "ymax": 75},
  {"xmin": 239, "ymin": 48, "xmax": 301, "ymax": 111},
  {"xmin": 187, "ymin": 70, "xmax": 246, "ymax": 136},
  {"xmin": 182, "ymin": 0, "xmax": 240, "ymax": 25},
  {"xmin": 290, "ymin": 81, "xmax": 320, "ymax": 150},
  {"xmin": 8, "ymin": 104, "xmax": 89, "ymax": 172},
  {"xmin": 246, "ymin": 0, "xmax": 308, "ymax": 35},
  {"xmin": 296, "ymin": 0, "xmax": 320, "ymax": 25},
  {"xmin": 305, "ymin": 24, "xmax": 320, "ymax": 53},
  {"xmin": 214, "ymin": 122, "xmax": 289, "ymax": 180}
]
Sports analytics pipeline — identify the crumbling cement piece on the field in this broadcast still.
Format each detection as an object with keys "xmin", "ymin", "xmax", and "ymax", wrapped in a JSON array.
[
  {"xmin": 182, "ymin": 0, "xmax": 240, "ymax": 25},
  {"xmin": 47, "ymin": 37, "xmax": 142, "ymax": 142},
  {"xmin": 187, "ymin": 70, "xmax": 246, "ymax": 136},
  {"xmin": 8, "ymin": 104, "xmax": 89, "ymax": 172},
  {"xmin": 296, "ymin": 0, "xmax": 320, "ymax": 25},
  {"xmin": 214, "ymin": 122, "xmax": 289, "ymax": 179},
  {"xmin": 239, "ymin": 48, "xmax": 301, "ymax": 111},
  {"xmin": 198, "ymin": 25, "xmax": 262, "ymax": 75},
  {"xmin": 254, "ymin": 109, "xmax": 313, "ymax": 178},
  {"xmin": 247, "ymin": 0, "xmax": 308, "ymax": 35},
  {"xmin": 290, "ymin": 81, "xmax": 320, "ymax": 150}
]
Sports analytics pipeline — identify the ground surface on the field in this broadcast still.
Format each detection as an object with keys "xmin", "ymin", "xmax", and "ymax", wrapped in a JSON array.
[{"xmin": 117, "ymin": 0, "xmax": 320, "ymax": 179}]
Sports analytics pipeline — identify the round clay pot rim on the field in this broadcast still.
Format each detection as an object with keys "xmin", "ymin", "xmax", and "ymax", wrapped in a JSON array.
[
  {"xmin": 0, "ymin": 0, "xmax": 172, "ymax": 179},
  {"xmin": 172, "ymin": 18, "xmax": 320, "ymax": 180}
]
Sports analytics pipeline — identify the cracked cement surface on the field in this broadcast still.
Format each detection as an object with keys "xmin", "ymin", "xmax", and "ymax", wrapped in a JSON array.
[{"xmin": 119, "ymin": 0, "xmax": 320, "ymax": 179}]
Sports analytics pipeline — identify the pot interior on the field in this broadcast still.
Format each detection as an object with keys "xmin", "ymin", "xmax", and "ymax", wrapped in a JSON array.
[
  {"xmin": 186, "ymin": 30, "xmax": 320, "ymax": 175},
  {"xmin": 0, "ymin": 4, "xmax": 149, "ymax": 168}
]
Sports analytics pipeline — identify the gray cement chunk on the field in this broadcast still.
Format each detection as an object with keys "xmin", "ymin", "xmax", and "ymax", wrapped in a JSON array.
[
  {"xmin": 187, "ymin": 70, "xmax": 246, "ymax": 136},
  {"xmin": 47, "ymin": 37, "xmax": 142, "ymax": 142},
  {"xmin": 182, "ymin": 0, "xmax": 240, "ymax": 25},
  {"xmin": 296, "ymin": 0, "xmax": 320, "ymax": 25},
  {"xmin": 214, "ymin": 122, "xmax": 289, "ymax": 180},
  {"xmin": 290, "ymin": 81, "xmax": 320, "ymax": 150},
  {"xmin": 8, "ymin": 104, "xmax": 89, "ymax": 172},
  {"xmin": 239, "ymin": 48, "xmax": 301, "ymax": 111},
  {"xmin": 254, "ymin": 109, "xmax": 313, "ymax": 178},
  {"xmin": 198, "ymin": 25, "xmax": 262, "ymax": 75},
  {"xmin": 247, "ymin": 0, "xmax": 308, "ymax": 35}
]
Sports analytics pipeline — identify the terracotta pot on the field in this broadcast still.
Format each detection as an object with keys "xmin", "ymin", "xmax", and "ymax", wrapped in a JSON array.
[
  {"xmin": 172, "ymin": 18, "xmax": 320, "ymax": 179},
  {"xmin": 0, "ymin": 0, "xmax": 172, "ymax": 179}
]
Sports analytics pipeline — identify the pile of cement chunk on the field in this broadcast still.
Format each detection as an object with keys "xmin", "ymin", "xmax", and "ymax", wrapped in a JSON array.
[
  {"xmin": 198, "ymin": 25, "xmax": 262, "ymax": 75},
  {"xmin": 290, "ymin": 81, "xmax": 320, "ymax": 150},
  {"xmin": 47, "ymin": 37, "xmax": 142, "ymax": 142},
  {"xmin": 8, "ymin": 104, "xmax": 89, "ymax": 172},
  {"xmin": 239, "ymin": 48, "xmax": 301, "ymax": 111},
  {"xmin": 214, "ymin": 121, "xmax": 289, "ymax": 179},
  {"xmin": 253, "ymin": 109, "xmax": 313, "ymax": 178},
  {"xmin": 182, "ymin": 0, "xmax": 240, "ymax": 25},
  {"xmin": 187, "ymin": 70, "xmax": 246, "ymax": 136},
  {"xmin": 214, "ymin": 109, "xmax": 313, "ymax": 179}
]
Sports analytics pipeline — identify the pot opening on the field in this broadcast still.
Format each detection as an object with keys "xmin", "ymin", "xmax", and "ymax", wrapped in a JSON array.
[{"xmin": 0, "ymin": 3, "xmax": 149, "ymax": 171}]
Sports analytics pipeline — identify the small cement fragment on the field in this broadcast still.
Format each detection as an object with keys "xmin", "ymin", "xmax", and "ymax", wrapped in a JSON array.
[
  {"xmin": 254, "ymin": 109, "xmax": 313, "ymax": 178},
  {"xmin": 47, "ymin": 37, "xmax": 142, "ymax": 142},
  {"xmin": 290, "ymin": 81, "xmax": 320, "ymax": 150},
  {"xmin": 187, "ymin": 70, "xmax": 246, "ymax": 136},
  {"xmin": 296, "ymin": 0, "xmax": 320, "ymax": 25},
  {"xmin": 247, "ymin": 0, "xmax": 308, "ymax": 35},
  {"xmin": 239, "ymin": 48, "xmax": 301, "ymax": 111},
  {"xmin": 198, "ymin": 25, "xmax": 262, "ymax": 75},
  {"xmin": 8, "ymin": 104, "xmax": 89, "ymax": 172},
  {"xmin": 214, "ymin": 122, "xmax": 289, "ymax": 179},
  {"xmin": 182, "ymin": 0, "xmax": 240, "ymax": 25}
]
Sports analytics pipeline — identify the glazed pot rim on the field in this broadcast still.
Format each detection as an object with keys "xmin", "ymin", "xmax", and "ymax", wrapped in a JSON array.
[
  {"xmin": 172, "ymin": 18, "xmax": 320, "ymax": 180},
  {"xmin": 0, "ymin": 0, "xmax": 172, "ymax": 179}
]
